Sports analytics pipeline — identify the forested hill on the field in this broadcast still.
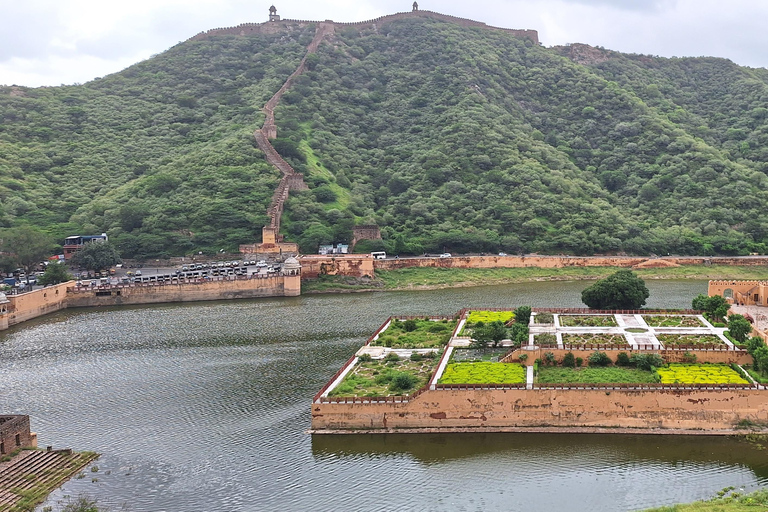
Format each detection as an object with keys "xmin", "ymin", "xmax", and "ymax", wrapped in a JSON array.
[{"xmin": 1, "ymin": 14, "xmax": 768, "ymax": 259}]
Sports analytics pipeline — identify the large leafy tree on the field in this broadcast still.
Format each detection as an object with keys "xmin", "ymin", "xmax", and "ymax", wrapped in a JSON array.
[
  {"xmin": 69, "ymin": 241, "xmax": 122, "ymax": 272},
  {"xmin": 37, "ymin": 262, "xmax": 74, "ymax": 286},
  {"xmin": 727, "ymin": 314, "xmax": 753, "ymax": 343},
  {"xmin": 692, "ymin": 294, "xmax": 731, "ymax": 321},
  {"xmin": 0, "ymin": 227, "xmax": 54, "ymax": 283},
  {"xmin": 581, "ymin": 270, "xmax": 650, "ymax": 310}
]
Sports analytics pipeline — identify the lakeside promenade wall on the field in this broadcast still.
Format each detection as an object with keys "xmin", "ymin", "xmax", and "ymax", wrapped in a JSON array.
[
  {"xmin": 0, "ymin": 275, "xmax": 300, "ymax": 330},
  {"xmin": 312, "ymin": 387, "xmax": 768, "ymax": 432},
  {"xmin": 374, "ymin": 255, "xmax": 768, "ymax": 271}
]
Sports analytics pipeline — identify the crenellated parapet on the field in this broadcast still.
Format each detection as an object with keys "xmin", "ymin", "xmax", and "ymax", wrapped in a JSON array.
[{"xmin": 188, "ymin": 10, "xmax": 538, "ymax": 45}]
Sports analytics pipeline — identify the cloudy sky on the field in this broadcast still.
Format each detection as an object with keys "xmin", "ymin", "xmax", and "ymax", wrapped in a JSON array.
[{"xmin": 2, "ymin": 0, "xmax": 767, "ymax": 87}]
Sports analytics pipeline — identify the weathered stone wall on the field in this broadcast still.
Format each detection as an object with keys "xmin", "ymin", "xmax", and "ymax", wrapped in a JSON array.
[
  {"xmin": 311, "ymin": 387, "xmax": 768, "ymax": 432},
  {"xmin": 66, "ymin": 274, "xmax": 300, "ymax": 308},
  {"xmin": 375, "ymin": 255, "xmax": 768, "ymax": 271},
  {"xmin": 299, "ymin": 255, "xmax": 375, "ymax": 279},
  {"xmin": 0, "ymin": 415, "xmax": 37, "ymax": 453},
  {"xmin": 4, "ymin": 282, "xmax": 71, "ymax": 327}
]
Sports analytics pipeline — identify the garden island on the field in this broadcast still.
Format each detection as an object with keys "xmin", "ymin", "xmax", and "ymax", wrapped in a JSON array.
[{"xmin": 311, "ymin": 304, "xmax": 768, "ymax": 434}]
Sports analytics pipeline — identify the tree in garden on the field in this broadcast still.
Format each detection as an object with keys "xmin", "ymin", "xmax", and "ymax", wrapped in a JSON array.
[
  {"xmin": 69, "ymin": 241, "xmax": 122, "ymax": 272},
  {"xmin": 727, "ymin": 314, "xmax": 753, "ymax": 343},
  {"xmin": 581, "ymin": 270, "xmax": 649, "ymax": 310},
  {"xmin": 692, "ymin": 294, "xmax": 731, "ymax": 322},
  {"xmin": 471, "ymin": 320, "xmax": 507, "ymax": 347},
  {"xmin": 513, "ymin": 305, "xmax": 532, "ymax": 325},
  {"xmin": 37, "ymin": 262, "xmax": 73, "ymax": 286},
  {"xmin": 0, "ymin": 227, "xmax": 54, "ymax": 283}
]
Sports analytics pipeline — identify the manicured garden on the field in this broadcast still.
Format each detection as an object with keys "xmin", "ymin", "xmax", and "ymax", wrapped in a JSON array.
[
  {"xmin": 537, "ymin": 366, "xmax": 659, "ymax": 384},
  {"xmin": 656, "ymin": 334, "xmax": 727, "ymax": 347},
  {"xmin": 371, "ymin": 318, "xmax": 456, "ymax": 348},
  {"xmin": 329, "ymin": 352, "xmax": 440, "ymax": 397},
  {"xmin": 559, "ymin": 315, "xmax": 617, "ymax": 327},
  {"xmin": 438, "ymin": 362, "xmax": 526, "ymax": 385},
  {"xmin": 656, "ymin": 364, "xmax": 749, "ymax": 385},
  {"xmin": 452, "ymin": 348, "xmax": 510, "ymax": 362},
  {"xmin": 466, "ymin": 310, "xmax": 514, "ymax": 324},
  {"xmin": 642, "ymin": 315, "xmax": 705, "ymax": 327},
  {"xmin": 561, "ymin": 333, "xmax": 628, "ymax": 346}
]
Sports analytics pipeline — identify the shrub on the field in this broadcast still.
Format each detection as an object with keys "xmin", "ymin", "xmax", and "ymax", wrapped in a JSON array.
[
  {"xmin": 423, "ymin": 351, "xmax": 438, "ymax": 359},
  {"xmin": 359, "ymin": 353, "xmax": 373, "ymax": 362},
  {"xmin": 403, "ymin": 319, "xmax": 418, "ymax": 332},
  {"xmin": 681, "ymin": 351, "xmax": 697, "ymax": 363},
  {"xmin": 616, "ymin": 352, "xmax": 631, "ymax": 366},
  {"xmin": 426, "ymin": 323, "xmax": 449, "ymax": 333},
  {"xmin": 630, "ymin": 353, "xmax": 664, "ymax": 371},
  {"xmin": 390, "ymin": 372, "xmax": 417, "ymax": 391},
  {"xmin": 535, "ymin": 312, "xmax": 554, "ymax": 324},
  {"xmin": 519, "ymin": 353, "xmax": 529, "ymax": 364},
  {"xmin": 384, "ymin": 352, "xmax": 400, "ymax": 362},
  {"xmin": 588, "ymin": 351, "xmax": 611, "ymax": 367},
  {"xmin": 535, "ymin": 333, "xmax": 557, "ymax": 345},
  {"xmin": 575, "ymin": 357, "xmax": 584, "ymax": 367},
  {"xmin": 562, "ymin": 352, "xmax": 575, "ymax": 368},
  {"xmin": 410, "ymin": 352, "xmax": 423, "ymax": 362},
  {"xmin": 543, "ymin": 351, "xmax": 556, "ymax": 367}
]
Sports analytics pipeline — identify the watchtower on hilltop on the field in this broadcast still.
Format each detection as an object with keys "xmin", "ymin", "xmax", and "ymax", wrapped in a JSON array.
[
  {"xmin": 269, "ymin": 5, "xmax": 280, "ymax": 22},
  {"xmin": 413, "ymin": 2, "xmax": 419, "ymax": 11}
]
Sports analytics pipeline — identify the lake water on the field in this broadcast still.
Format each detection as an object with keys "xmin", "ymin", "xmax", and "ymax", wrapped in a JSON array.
[{"xmin": 2, "ymin": 280, "xmax": 767, "ymax": 511}]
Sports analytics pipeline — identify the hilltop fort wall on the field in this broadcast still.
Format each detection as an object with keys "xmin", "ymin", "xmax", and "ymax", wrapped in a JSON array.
[{"xmin": 189, "ymin": 10, "xmax": 539, "ymax": 44}]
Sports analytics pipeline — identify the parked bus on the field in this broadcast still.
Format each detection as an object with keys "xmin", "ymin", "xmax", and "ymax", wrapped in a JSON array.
[{"xmin": 371, "ymin": 251, "xmax": 387, "ymax": 260}]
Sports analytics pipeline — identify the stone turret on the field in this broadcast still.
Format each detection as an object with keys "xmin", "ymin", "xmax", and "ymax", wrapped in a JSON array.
[
  {"xmin": 413, "ymin": 2, "xmax": 419, "ymax": 11},
  {"xmin": 269, "ymin": 5, "xmax": 280, "ymax": 22}
]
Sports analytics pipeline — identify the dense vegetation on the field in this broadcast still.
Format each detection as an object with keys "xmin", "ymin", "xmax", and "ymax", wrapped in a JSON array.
[{"xmin": 2, "ymin": 16, "xmax": 768, "ymax": 257}]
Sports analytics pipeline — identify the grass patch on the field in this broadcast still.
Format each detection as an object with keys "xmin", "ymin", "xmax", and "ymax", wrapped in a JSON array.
[
  {"xmin": 642, "ymin": 315, "xmax": 705, "ymax": 327},
  {"xmin": 641, "ymin": 487, "xmax": 768, "ymax": 511},
  {"xmin": 329, "ymin": 356, "xmax": 439, "ymax": 397},
  {"xmin": 656, "ymin": 364, "xmax": 749, "ymax": 385},
  {"xmin": 438, "ymin": 362, "xmax": 526, "ymax": 384},
  {"xmin": 742, "ymin": 366, "xmax": 768, "ymax": 384},
  {"xmin": 537, "ymin": 366, "xmax": 658, "ymax": 384},
  {"xmin": 657, "ymin": 334, "xmax": 727, "ymax": 347},
  {"xmin": 561, "ymin": 333, "xmax": 628, "ymax": 346},
  {"xmin": 301, "ymin": 274, "xmax": 384, "ymax": 293},
  {"xmin": 559, "ymin": 315, "xmax": 617, "ymax": 327},
  {"xmin": 534, "ymin": 333, "xmax": 557, "ymax": 345},
  {"xmin": 626, "ymin": 327, "xmax": 648, "ymax": 333},
  {"xmin": 373, "ymin": 265, "xmax": 768, "ymax": 290},
  {"xmin": 371, "ymin": 318, "xmax": 456, "ymax": 348}
]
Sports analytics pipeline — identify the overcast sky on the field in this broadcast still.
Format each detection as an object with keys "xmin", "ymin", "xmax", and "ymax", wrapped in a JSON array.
[{"xmin": 2, "ymin": 0, "xmax": 767, "ymax": 87}]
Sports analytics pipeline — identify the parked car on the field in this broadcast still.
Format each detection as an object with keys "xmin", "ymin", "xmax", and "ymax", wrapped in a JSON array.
[{"xmin": 439, "ymin": 253, "xmax": 452, "ymax": 258}]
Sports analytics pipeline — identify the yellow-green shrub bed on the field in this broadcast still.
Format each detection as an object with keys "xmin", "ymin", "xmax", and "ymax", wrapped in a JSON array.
[
  {"xmin": 656, "ymin": 364, "xmax": 749, "ymax": 385},
  {"xmin": 466, "ymin": 311, "xmax": 514, "ymax": 324},
  {"xmin": 438, "ymin": 362, "xmax": 526, "ymax": 385}
]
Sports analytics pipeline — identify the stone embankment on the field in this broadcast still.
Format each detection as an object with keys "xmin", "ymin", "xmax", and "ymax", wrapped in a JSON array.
[{"xmin": 374, "ymin": 255, "xmax": 768, "ymax": 271}]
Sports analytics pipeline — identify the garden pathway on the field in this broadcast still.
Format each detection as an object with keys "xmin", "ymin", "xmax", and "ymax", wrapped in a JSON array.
[{"xmin": 526, "ymin": 365, "xmax": 534, "ymax": 390}]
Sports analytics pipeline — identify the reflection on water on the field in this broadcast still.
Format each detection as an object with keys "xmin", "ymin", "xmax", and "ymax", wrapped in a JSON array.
[{"xmin": 1, "ymin": 280, "xmax": 766, "ymax": 511}]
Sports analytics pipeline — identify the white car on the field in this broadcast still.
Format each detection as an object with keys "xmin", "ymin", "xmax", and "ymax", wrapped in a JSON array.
[{"xmin": 439, "ymin": 253, "xmax": 452, "ymax": 258}]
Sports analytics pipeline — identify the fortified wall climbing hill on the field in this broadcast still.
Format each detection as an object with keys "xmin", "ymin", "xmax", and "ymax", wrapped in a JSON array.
[{"xmin": 192, "ymin": 10, "xmax": 538, "ymax": 249}]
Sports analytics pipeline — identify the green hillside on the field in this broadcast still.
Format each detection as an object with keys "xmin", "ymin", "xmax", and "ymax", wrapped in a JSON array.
[{"xmin": 1, "ymin": 16, "xmax": 767, "ymax": 258}]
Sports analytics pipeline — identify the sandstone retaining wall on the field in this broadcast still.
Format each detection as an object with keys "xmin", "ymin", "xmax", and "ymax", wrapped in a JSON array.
[
  {"xmin": 66, "ymin": 275, "xmax": 300, "ymax": 308},
  {"xmin": 311, "ymin": 387, "xmax": 768, "ymax": 432}
]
